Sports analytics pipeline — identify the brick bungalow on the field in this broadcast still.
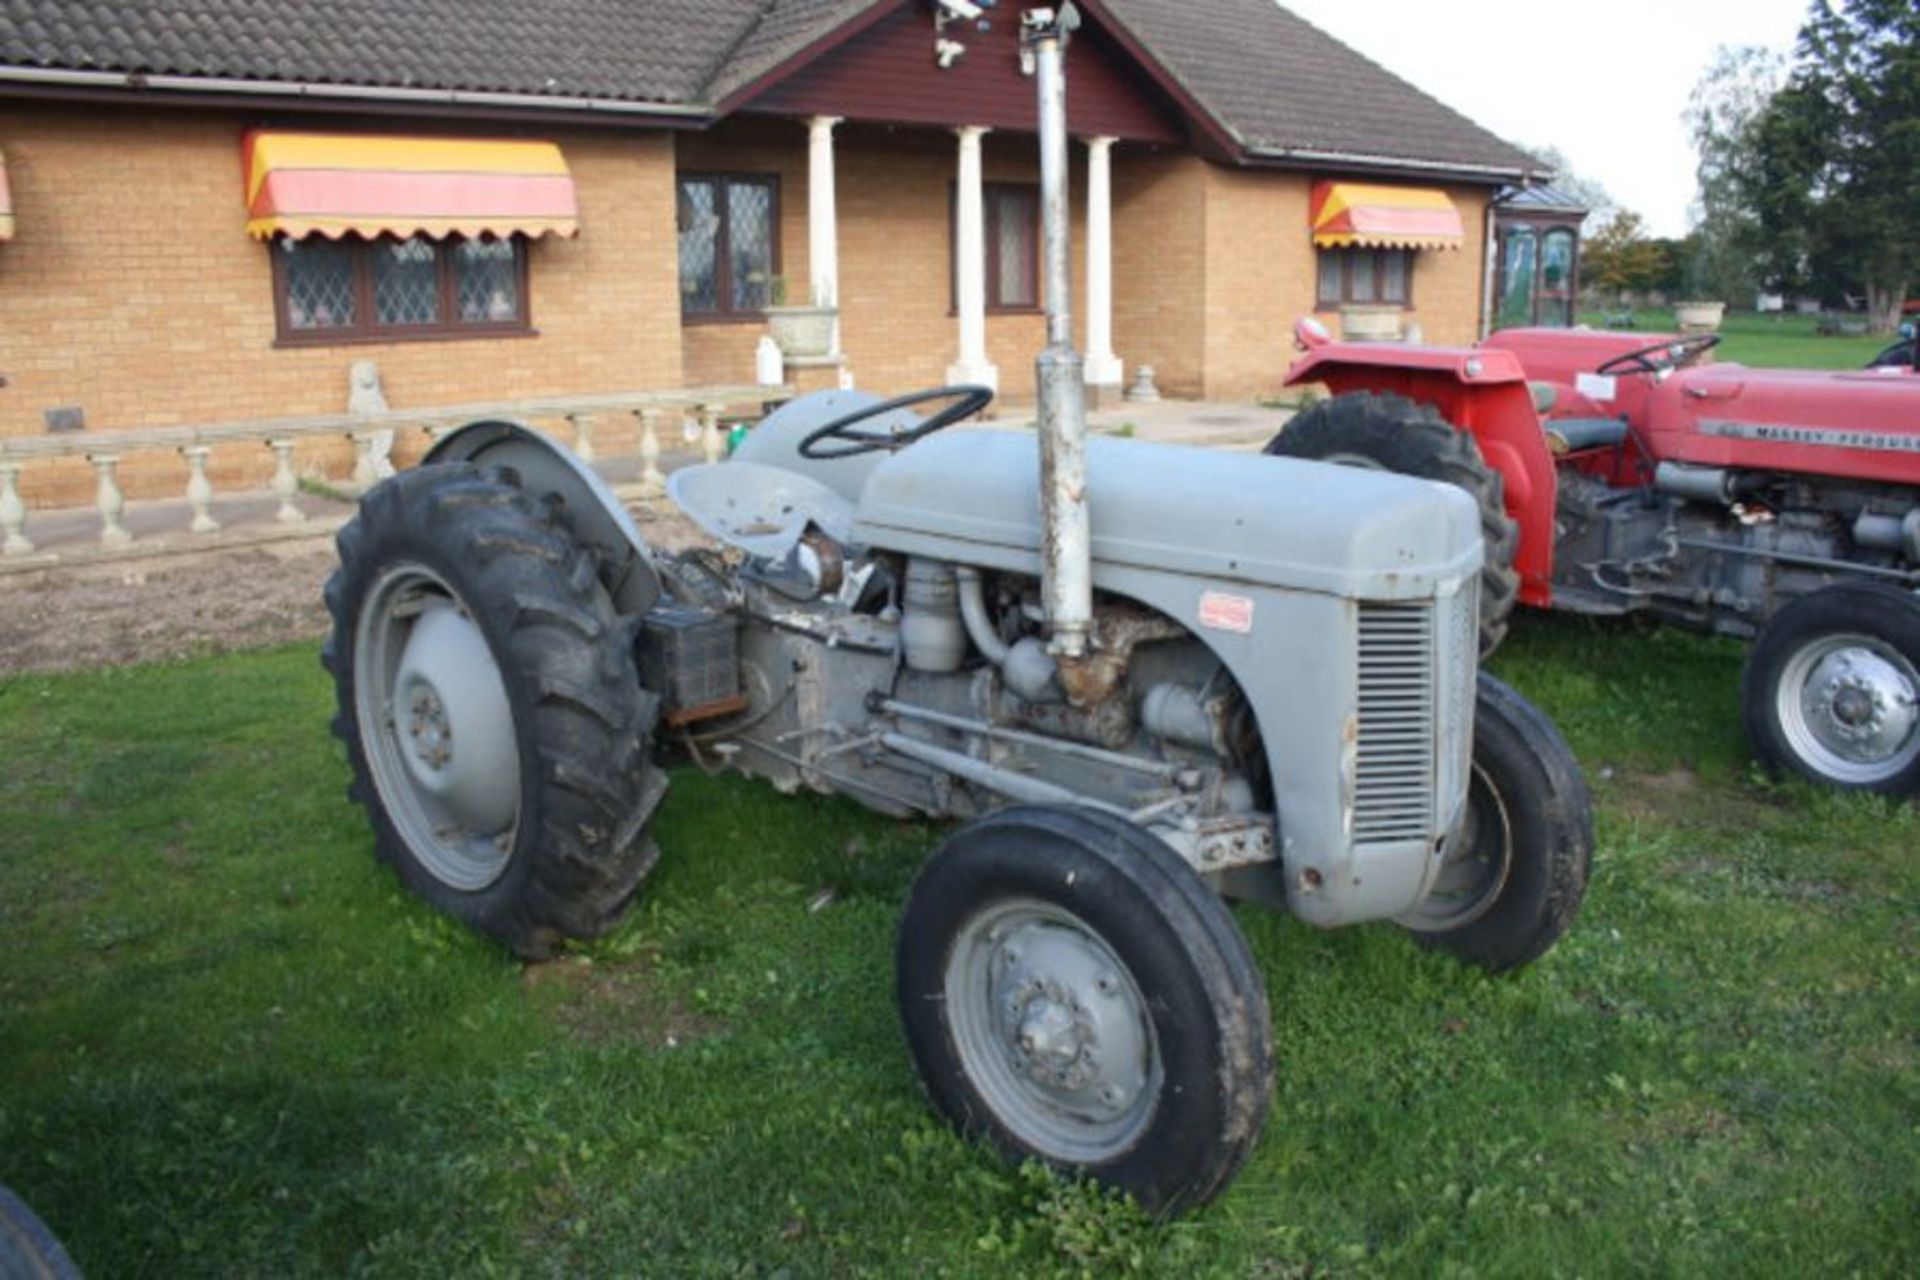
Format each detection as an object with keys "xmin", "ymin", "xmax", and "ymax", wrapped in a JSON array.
[{"xmin": 0, "ymin": 0, "xmax": 1541, "ymax": 499}]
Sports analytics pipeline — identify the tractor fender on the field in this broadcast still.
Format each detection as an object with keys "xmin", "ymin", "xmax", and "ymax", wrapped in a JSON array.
[
  {"xmin": 424, "ymin": 418, "xmax": 661, "ymax": 615},
  {"xmin": 1283, "ymin": 341, "xmax": 1559, "ymax": 609}
]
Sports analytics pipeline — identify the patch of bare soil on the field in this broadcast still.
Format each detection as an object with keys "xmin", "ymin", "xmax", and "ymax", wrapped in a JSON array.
[
  {"xmin": 522, "ymin": 954, "xmax": 723, "ymax": 1049},
  {"xmin": 0, "ymin": 500, "xmax": 715, "ymax": 677},
  {"xmin": 0, "ymin": 545, "xmax": 338, "ymax": 676}
]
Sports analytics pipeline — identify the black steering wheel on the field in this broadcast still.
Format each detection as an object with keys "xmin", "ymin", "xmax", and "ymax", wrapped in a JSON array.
[
  {"xmin": 797, "ymin": 385, "xmax": 995, "ymax": 459},
  {"xmin": 1594, "ymin": 332, "xmax": 1721, "ymax": 378}
]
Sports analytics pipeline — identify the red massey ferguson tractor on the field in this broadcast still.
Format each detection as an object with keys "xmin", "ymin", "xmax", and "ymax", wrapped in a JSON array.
[{"xmin": 1270, "ymin": 321, "xmax": 1920, "ymax": 795}]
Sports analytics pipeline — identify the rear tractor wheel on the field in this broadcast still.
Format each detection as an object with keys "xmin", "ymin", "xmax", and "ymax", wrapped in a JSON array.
[
  {"xmin": 323, "ymin": 463, "xmax": 666, "ymax": 958},
  {"xmin": 896, "ymin": 807, "xmax": 1274, "ymax": 1215},
  {"xmin": 1742, "ymin": 582, "xmax": 1920, "ymax": 795},
  {"xmin": 1267, "ymin": 391, "xmax": 1519, "ymax": 656}
]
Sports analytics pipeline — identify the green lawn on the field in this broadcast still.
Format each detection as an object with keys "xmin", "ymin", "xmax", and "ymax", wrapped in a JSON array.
[
  {"xmin": 1573, "ymin": 308, "xmax": 1891, "ymax": 370},
  {"xmin": 1, "ymin": 620, "xmax": 1914, "ymax": 1276}
]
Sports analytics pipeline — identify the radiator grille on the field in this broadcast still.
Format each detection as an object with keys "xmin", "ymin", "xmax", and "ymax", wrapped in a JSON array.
[{"xmin": 1355, "ymin": 601, "xmax": 1436, "ymax": 842}]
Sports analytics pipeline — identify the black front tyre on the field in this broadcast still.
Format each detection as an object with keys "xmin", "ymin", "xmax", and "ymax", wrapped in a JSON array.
[
  {"xmin": 1267, "ymin": 391, "xmax": 1520, "ymax": 656},
  {"xmin": 1400, "ymin": 674, "xmax": 1594, "ymax": 972},
  {"xmin": 897, "ymin": 807, "xmax": 1273, "ymax": 1216},
  {"xmin": 0, "ymin": 1184, "xmax": 80, "ymax": 1280},
  {"xmin": 1741, "ymin": 582, "xmax": 1920, "ymax": 795},
  {"xmin": 323, "ymin": 463, "xmax": 665, "ymax": 959}
]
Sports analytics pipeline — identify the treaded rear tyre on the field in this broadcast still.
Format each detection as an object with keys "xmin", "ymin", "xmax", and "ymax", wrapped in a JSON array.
[
  {"xmin": 1741, "ymin": 582, "xmax": 1920, "ymax": 795},
  {"xmin": 1267, "ymin": 391, "xmax": 1520, "ymax": 656},
  {"xmin": 323, "ymin": 463, "xmax": 664, "ymax": 959},
  {"xmin": 1401, "ymin": 674, "xmax": 1593, "ymax": 972},
  {"xmin": 897, "ymin": 806, "xmax": 1273, "ymax": 1215}
]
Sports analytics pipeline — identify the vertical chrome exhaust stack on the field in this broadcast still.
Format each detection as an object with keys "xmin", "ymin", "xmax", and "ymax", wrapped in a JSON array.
[{"xmin": 1023, "ymin": 4, "xmax": 1093, "ymax": 668}]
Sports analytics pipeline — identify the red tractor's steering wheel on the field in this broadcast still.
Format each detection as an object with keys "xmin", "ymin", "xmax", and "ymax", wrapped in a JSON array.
[
  {"xmin": 1593, "ymin": 332, "xmax": 1721, "ymax": 378},
  {"xmin": 797, "ymin": 385, "xmax": 995, "ymax": 459}
]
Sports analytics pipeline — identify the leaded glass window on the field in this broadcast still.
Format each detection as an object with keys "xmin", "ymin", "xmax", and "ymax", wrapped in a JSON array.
[
  {"xmin": 1314, "ymin": 248, "xmax": 1415, "ymax": 307},
  {"xmin": 457, "ymin": 238, "xmax": 521, "ymax": 323},
  {"xmin": 678, "ymin": 174, "xmax": 779, "ymax": 318},
  {"xmin": 279, "ymin": 239, "xmax": 358, "ymax": 331},
  {"xmin": 374, "ymin": 237, "xmax": 442, "ymax": 327},
  {"xmin": 951, "ymin": 183, "xmax": 1040, "ymax": 311},
  {"xmin": 271, "ymin": 233, "xmax": 529, "ymax": 343}
]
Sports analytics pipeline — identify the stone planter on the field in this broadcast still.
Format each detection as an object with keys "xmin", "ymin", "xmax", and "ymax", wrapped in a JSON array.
[
  {"xmin": 1338, "ymin": 304, "xmax": 1403, "ymax": 342},
  {"xmin": 1673, "ymin": 300, "xmax": 1726, "ymax": 334},
  {"xmin": 765, "ymin": 306, "xmax": 837, "ymax": 358}
]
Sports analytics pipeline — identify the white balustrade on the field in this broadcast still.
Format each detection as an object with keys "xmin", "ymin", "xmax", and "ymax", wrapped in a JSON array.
[
  {"xmin": 90, "ymin": 454, "xmax": 132, "ymax": 547},
  {"xmin": 268, "ymin": 440, "xmax": 307, "ymax": 524},
  {"xmin": 349, "ymin": 431, "xmax": 381, "ymax": 492},
  {"xmin": 0, "ymin": 382, "xmax": 780, "ymax": 565},
  {"xmin": 0, "ymin": 462, "xmax": 32, "ymax": 556},
  {"xmin": 566, "ymin": 412, "xmax": 598, "ymax": 464},
  {"xmin": 636, "ymin": 409, "xmax": 666, "ymax": 496},
  {"xmin": 182, "ymin": 445, "xmax": 220, "ymax": 533}
]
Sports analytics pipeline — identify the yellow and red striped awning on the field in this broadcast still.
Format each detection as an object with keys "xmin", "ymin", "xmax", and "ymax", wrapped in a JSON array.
[
  {"xmin": 1311, "ymin": 181, "xmax": 1463, "ymax": 250},
  {"xmin": 0, "ymin": 150, "xmax": 14, "ymax": 242},
  {"xmin": 242, "ymin": 132, "xmax": 579, "ymax": 241}
]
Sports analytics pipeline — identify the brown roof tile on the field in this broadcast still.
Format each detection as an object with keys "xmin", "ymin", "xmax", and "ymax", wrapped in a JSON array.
[
  {"xmin": 0, "ymin": 0, "xmax": 1539, "ymax": 177},
  {"xmin": 1100, "ymin": 0, "xmax": 1542, "ymax": 177}
]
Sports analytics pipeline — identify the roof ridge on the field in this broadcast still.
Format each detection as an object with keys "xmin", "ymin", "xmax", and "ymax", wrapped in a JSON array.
[{"xmin": 688, "ymin": 0, "xmax": 785, "ymax": 101}]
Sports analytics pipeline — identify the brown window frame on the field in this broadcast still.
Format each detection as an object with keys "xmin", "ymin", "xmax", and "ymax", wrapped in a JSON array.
[
  {"xmin": 950, "ymin": 181, "xmax": 1042, "ymax": 314},
  {"xmin": 1315, "ymin": 246, "xmax": 1414, "ymax": 308},
  {"xmin": 270, "ymin": 233, "xmax": 533, "ymax": 347},
  {"xmin": 678, "ymin": 172, "xmax": 782, "ymax": 325}
]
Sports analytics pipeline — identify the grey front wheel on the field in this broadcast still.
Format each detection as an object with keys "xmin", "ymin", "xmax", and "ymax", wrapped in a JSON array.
[{"xmin": 897, "ymin": 806, "xmax": 1273, "ymax": 1215}]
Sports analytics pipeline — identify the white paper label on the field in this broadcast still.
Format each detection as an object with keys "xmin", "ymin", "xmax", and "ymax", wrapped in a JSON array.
[
  {"xmin": 1199, "ymin": 591, "xmax": 1254, "ymax": 634},
  {"xmin": 1575, "ymin": 372, "xmax": 1618, "ymax": 403}
]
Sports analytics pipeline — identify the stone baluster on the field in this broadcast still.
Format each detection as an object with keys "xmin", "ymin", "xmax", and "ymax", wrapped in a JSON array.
[
  {"xmin": 699, "ymin": 405, "xmax": 721, "ymax": 465},
  {"xmin": 635, "ymin": 409, "xmax": 666, "ymax": 496},
  {"xmin": 0, "ymin": 461, "xmax": 33, "ymax": 556},
  {"xmin": 268, "ymin": 440, "xmax": 307, "ymax": 524},
  {"xmin": 90, "ymin": 453, "xmax": 133, "ymax": 547},
  {"xmin": 566, "ymin": 412, "xmax": 598, "ymax": 464},
  {"xmin": 349, "ymin": 431, "xmax": 381, "ymax": 491},
  {"xmin": 181, "ymin": 445, "xmax": 220, "ymax": 534}
]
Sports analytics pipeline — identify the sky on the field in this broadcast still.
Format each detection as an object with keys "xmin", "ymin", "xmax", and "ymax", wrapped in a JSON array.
[{"xmin": 1275, "ymin": 0, "xmax": 1811, "ymax": 236}]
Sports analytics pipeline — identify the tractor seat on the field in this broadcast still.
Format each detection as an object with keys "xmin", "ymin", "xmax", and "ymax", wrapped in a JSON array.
[
  {"xmin": 1528, "ymin": 380, "xmax": 1559, "ymax": 413},
  {"xmin": 1544, "ymin": 417, "xmax": 1630, "ymax": 456}
]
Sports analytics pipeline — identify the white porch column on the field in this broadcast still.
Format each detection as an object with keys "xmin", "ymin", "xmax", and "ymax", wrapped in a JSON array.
[
  {"xmin": 947, "ymin": 125, "xmax": 998, "ymax": 390},
  {"xmin": 1082, "ymin": 136, "xmax": 1123, "ymax": 388},
  {"xmin": 807, "ymin": 115, "xmax": 842, "ymax": 356}
]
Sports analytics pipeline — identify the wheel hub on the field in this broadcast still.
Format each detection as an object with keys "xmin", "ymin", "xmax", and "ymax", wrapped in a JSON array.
[
  {"xmin": 1797, "ymin": 645, "xmax": 1920, "ymax": 769},
  {"xmin": 947, "ymin": 902, "xmax": 1160, "ymax": 1162},
  {"xmin": 406, "ymin": 686, "xmax": 454, "ymax": 771},
  {"xmin": 354, "ymin": 563, "xmax": 524, "ymax": 893}
]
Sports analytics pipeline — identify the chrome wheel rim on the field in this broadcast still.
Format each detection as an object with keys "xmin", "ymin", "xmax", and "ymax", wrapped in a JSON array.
[
  {"xmin": 1404, "ymin": 759, "xmax": 1513, "ymax": 932},
  {"xmin": 945, "ymin": 898, "xmax": 1161, "ymax": 1163},
  {"xmin": 353, "ymin": 562, "xmax": 522, "ymax": 891},
  {"xmin": 1776, "ymin": 633, "xmax": 1920, "ymax": 786}
]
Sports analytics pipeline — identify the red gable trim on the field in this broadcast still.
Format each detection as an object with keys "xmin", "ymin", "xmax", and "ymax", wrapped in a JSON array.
[
  {"xmin": 718, "ymin": 0, "xmax": 1228, "ymax": 154},
  {"xmin": 740, "ymin": 4, "xmax": 1184, "ymax": 143},
  {"xmin": 712, "ymin": 1, "xmax": 905, "ymax": 117}
]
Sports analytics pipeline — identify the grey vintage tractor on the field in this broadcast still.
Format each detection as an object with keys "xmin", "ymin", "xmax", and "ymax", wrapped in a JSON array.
[{"xmin": 322, "ymin": 8, "xmax": 1593, "ymax": 1213}]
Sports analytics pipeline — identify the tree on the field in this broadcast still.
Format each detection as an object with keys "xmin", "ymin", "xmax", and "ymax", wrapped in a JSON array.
[
  {"xmin": 1683, "ymin": 44, "xmax": 1787, "ymax": 305},
  {"xmin": 1523, "ymin": 143, "xmax": 1614, "ymax": 225},
  {"xmin": 1582, "ymin": 210, "xmax": 1669, "ymax": 302},
  {"xmin": 1741, "ymin": 1, "xmax": 1919, "ymax": 332}
]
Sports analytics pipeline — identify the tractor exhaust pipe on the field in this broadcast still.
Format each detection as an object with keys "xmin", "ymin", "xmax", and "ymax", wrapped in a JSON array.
[{"xmin": 1026, "ymin": 5, "xmax": 1092, "ymax": 664}]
